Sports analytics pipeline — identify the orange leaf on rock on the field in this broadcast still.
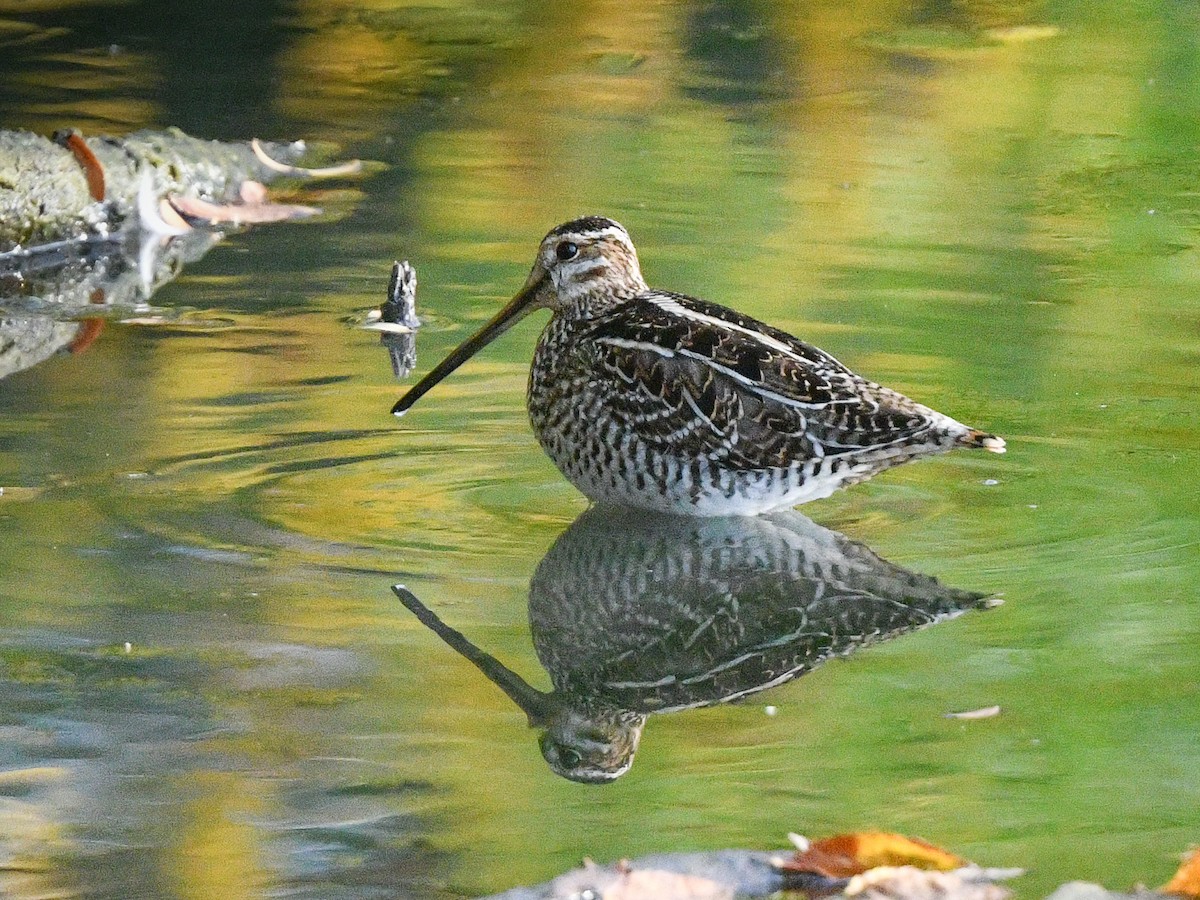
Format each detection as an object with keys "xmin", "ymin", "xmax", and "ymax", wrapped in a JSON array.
[
  {"xmin": 1163, "ymin": 848, "xmax": 1200, "ymax": 898},
  {"xmin": 783, "ymin": 832, "xmax": 965, "ymax": 877}
]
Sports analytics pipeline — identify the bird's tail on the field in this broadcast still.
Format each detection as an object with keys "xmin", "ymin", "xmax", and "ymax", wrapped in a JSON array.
[{"xmin": 961, "ymin": 429, "xmax": 1007, "ymax": 454}]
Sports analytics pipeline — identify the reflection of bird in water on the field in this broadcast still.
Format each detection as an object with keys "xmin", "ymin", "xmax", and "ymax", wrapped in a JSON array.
[
  {"xmin": 394, "ymin": 506, "xmax": 992, "ymax": 784},
  {"xmin": 391, "ymin": 216, "xmax": 1004, "ymax": 515}
]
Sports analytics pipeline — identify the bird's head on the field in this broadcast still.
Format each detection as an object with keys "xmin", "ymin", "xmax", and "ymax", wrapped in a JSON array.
[
  {"xmin": 522, "ymin": 216, "xmax": 647, "ymax": 312},
  {"xmin": 391, "ymin": 216, "xmax": 646, "ymax": 417}
]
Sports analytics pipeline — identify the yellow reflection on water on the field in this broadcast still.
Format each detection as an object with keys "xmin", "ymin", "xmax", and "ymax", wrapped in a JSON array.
[{"xmin": 171, "ymin": 773, "xmax": 268, "ymax": 900}]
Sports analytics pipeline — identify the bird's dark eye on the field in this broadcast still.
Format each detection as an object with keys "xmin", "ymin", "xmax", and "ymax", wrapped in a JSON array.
[{"xmin": 555, "ymin": 241, "xmax": 579, "ymax": 262}]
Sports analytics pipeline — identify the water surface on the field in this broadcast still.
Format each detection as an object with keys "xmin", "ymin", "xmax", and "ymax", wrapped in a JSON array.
[{"xmin": 0, "ymin": 1, "xmax": 1198, "ymax": 898}]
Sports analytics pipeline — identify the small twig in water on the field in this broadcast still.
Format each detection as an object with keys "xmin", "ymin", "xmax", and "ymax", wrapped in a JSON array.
[{"xmin": 251, "ymin": 137, "xmax": 363, "ymax": 178}]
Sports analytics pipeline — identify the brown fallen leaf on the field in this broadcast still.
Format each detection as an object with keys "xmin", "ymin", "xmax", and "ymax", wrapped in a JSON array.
[
  {"xmin": 55, "ymin": 128, "xmax": 106, "ymax": 200},
  {"xmin": 783, "ymin": 832, "xmax": 965, "ymax": 878},
  {"xmin": 66, "ymin": 318, "xmax": 105, "ymax": 354},
  {"xmin": 1163, "ymin": 848, "xmax": 1200, "ymax": 897},
  {"xmin": 168, "ymin": 193, "xmax": 319, "ymax": 225}
]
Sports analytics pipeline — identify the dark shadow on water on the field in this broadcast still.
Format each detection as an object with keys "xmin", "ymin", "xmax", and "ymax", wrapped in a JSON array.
[
  {"xmin": 0, "ymin": 0, "xmax": 295, "ymax": 139},
  {"xmin": 682, "ymin": 0, "xmax": 790, "ymax": 109},
  {"xmin": 395, "ymin": 506, "xmax": 994, "ymax": 784}
]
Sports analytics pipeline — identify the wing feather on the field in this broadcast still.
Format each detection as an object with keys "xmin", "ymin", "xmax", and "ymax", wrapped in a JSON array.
[{"xmin": 581, "ymin": 293, "xmax": 943, "ymax": 468}]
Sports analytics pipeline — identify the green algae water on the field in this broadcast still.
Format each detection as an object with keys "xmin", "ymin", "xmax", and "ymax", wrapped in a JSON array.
[{"xmin": 0, "ymin": 1, "xmax": 1198, "ymax": 897}]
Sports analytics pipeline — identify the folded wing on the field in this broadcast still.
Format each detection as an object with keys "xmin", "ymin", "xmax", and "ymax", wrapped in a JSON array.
[{"xmin": 579, "ymin": 292, "xmax": 943, "ymax": 470}]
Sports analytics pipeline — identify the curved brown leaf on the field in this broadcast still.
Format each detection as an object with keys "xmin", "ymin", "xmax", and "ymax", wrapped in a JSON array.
[
  {"xmin": 1164, "ymin": 848, "xmax": 1200, "ymax": 898},
  {"xmin": 783, "ymin": 832, "xmax": 965, "ymax": 878}
]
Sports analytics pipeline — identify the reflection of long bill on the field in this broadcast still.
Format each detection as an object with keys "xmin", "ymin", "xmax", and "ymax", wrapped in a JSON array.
[
  {"xmin": 391, "ymin": 585, "xmax": 557, "ymax": 725},
  {"xmin": 391, "ymin": 271, "xmax": 546, "ymax": 416}
]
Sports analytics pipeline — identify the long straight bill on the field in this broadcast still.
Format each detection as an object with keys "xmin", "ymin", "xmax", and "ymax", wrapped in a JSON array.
[{"xmin": 391, "ymin": 277, "xmax": 543, "ymax": 416}]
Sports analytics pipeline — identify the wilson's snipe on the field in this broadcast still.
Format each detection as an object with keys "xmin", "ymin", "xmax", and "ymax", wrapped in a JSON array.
[{"xmin": 392, "ymin": 216, "xmax": 1005, "ymax": 515}]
